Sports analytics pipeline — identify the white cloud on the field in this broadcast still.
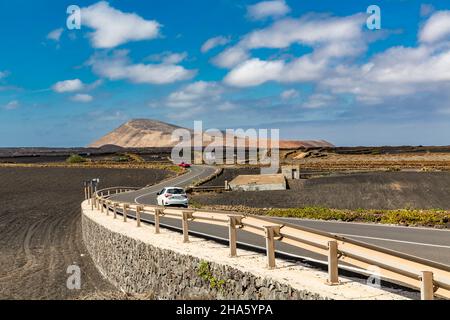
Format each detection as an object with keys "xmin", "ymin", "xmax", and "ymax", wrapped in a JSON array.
[
  {"xmin": 320, "ymin": 48, "xmax": 450, "ymax": 106},
  {"xmin": 71, "ymin": 94, "xmax": 93, "ymax": 103},
  {"xmin": 302, "ymin": 94, "xmax": 334, "ymax": 109},
  {"xmin": 167, "ymin": 81, "xmax": 223, "ymax": 108},
  {"xmin": 419, "ymin": 10, "xmax": 450, "ymax": 44},
  {"xmin": 218, "ymin": 13, "xmax": 367, "ymax": 85},
  {"xmin": 52, "ymin": 79, "xmax": 85, "ymax": 93},
  {"xmin": 201, "ymin": 36, "xmax": 231, "ymax": 53},
  {"xmin": 147, "ymin": 51, "xmax": 188, "ymax": 64},
  {"xmin": 224, "ymin": 58, "xmax": 284, "ymax": 87},
  {"xmin": 0, "ymin": 71, "xmax": 9, "ymax": 80},
  {"xmin": 47, "ymin": 28, "xmax": 64, "ymax": 41},
  {"xmin": 4, "ymin": 100, "xmax": 19, "ymax": 110},
  {"xmin": 224, "ymin": 55, "xmax": 326, "ymax": 87},
  {"xmin": 281, "ymin": 89, "xmax": 299, "ymax": 100},
  {"xmin": 241, "ymin": 14, "xmax": 366, "ymax": 50},
  {"xmin": 247, "ymin": 0, "xmax": 291, "ymax": 21},
  {"xmin": 81, "ymin": 1, "xmax": 161, "ymax": 49},
  {"xmin": 89, "ymin": 50, "xmax": 196, "ymax": 85},
  {"xmin": 212, "ymin": 46, "xmax": 250, "ymax": 68}
]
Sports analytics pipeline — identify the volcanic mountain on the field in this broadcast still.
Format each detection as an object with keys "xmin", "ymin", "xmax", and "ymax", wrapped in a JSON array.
[{"xmin": 89, "ymin": 119, "xmax": 334, "ymax": 149}]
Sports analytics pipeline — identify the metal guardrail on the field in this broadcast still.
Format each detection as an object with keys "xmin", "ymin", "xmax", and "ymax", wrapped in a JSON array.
[{"xmin": 84, "ymin": 186, "xmax": 450, "ymax": 300}]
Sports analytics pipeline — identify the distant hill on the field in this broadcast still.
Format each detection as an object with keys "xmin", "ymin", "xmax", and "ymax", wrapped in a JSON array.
[
  {"xmin": 89, "ymin": 119, "xmax": 191, "ymax": 148},
  {"xmin": 89, "ymin": 119, "xmax": 334, "ymax": 149}
]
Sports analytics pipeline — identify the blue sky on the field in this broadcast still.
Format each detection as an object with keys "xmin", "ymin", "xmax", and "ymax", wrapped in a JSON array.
[{"xmin": 1, "ymin": 0, "xmax": 450, "ymax": 147}]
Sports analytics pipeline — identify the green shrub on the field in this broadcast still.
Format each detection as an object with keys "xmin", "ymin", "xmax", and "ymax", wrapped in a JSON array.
[
  {"xmin": 197, "ymin": 261, "xmax": 226, "ymax": 290},
  {"xmin": 265, "ymin": 207, "xmax": 449, "ymax": 227},
  {"xmin": 66, "ymin": 154, "xmax": 87, "ymax": 163}
]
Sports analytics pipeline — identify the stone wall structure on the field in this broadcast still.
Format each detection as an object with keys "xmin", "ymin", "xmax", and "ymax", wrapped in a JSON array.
[{"xmin": 81, "ymin": 201, "xmax": 409, "ymax": 300}]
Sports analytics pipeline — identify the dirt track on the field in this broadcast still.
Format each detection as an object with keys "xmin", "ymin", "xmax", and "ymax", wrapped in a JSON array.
[
  {"xmin": 193, "ymin": 172, "xmax": 450, "ymax": 210},
  {"xmin": 0, "ymin": 167, "xmax": 170, "ymax": 299}
]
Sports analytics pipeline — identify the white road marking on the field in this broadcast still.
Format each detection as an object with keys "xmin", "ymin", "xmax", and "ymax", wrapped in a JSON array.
[
  {"xmin": 336, "ymin": 233, "xmax": 450, "ymax": 249},
  {"xmin": 275, "ymin": 216, "xmax": 450, "ymax": 232}
]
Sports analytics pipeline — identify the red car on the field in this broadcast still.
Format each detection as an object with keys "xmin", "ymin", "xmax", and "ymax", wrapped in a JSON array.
[{"xmin": 178, "ymin": 162, "xmax": 191, "ymax": 168}]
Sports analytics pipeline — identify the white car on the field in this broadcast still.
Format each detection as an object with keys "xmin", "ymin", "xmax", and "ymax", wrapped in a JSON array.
[{"xmin": 156, "ymin": 187, "xmax": 189, "ymax": 208}]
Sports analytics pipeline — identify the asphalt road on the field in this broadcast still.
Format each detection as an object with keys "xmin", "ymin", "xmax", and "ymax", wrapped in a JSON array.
[
  {"xmin": 113, "ymin": 166, "xmax": 450, "ymax": 267},
  {"xmin": 111, "ymin": 165, "xmax": 216, "ymax": 204}
]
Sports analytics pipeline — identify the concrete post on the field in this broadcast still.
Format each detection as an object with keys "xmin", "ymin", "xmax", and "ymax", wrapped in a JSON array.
[
  {"xmin": 263, "ymin": 226, "xmax": 277, "ymax": 269},
  {"xmin": 182, "ymin": 211, "xmax": 193, "ymax": 243},
  {"xmin": 136, "ymin": 206, "xmax": 142, "ymax": 227},
  {"xmin": 113, "ymin": 204, "xmax": 117, "ymax": 219},
  {"xmin": 327, "ymin": 240, "xmax": 340, "ymax": 285},
  {"xmin": 228, "ymin": 216, "xmax": 242, "ymax": 257},
  {"xmin": 123, "ymin": 204, "xmax": 128, "ymax": 222},
  {"xmin": 421, "ymin": 271, "xmax": 434, "ymax": 300},
  {"xmin": 154, "ymin": 208, "xmax": 163, "ymax": 234}
]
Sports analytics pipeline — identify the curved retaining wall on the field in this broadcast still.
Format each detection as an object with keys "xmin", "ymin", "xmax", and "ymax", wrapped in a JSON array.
[{"xmin": 81, "ymin": 201, "xmax": 408, "ymax": 300}]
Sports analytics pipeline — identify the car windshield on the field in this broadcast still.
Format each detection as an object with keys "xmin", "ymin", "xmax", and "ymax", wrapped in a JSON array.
[{"xmin": 166, "ymin": 188, "xmax": 185, "ymax": 194}]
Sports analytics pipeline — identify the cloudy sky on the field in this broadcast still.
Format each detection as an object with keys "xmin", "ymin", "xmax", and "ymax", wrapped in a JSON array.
[{"xmin": 1, "ymin": 0, "xmax": 450, "ymax": 146}]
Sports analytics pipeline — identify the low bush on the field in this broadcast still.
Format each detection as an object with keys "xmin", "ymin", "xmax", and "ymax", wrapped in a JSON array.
[{"xmin": 66, "ymin": 154, "xmax": 87, "ymax": 164}]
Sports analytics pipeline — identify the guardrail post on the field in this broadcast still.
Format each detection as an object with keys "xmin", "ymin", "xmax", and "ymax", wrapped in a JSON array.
[
  {"xmin": 228, "ymin": 216, "xmax": 243, "ymax": 257},
  {"xmin": 263, "ymin": 226, "xmax": 280, "ymax": 269},
  {"xmin": 100, "ymin": 200, "xmax": 104, "ymax": 213},
  {"xmin": 154, "ymin": 208, "xmax": 163, "ymax": 234},
  {"xmin": 107, "ymin": 190, "xmax": 111, "ymax": 196},
  {"xmin": 113, "ymin": 203, "xmax": 117, "ymax": 219},
  {"xmin": 105, "ymin": 202, "xmax": 109, "ymax": 216},
  {"xmin": 327, "ymin": 240, "xmax": 340, "ymax": 285},
  {"xmin": 89, "ymin": 186, "xmax": 93, "ymax": 204},
  {"xmin": 123, "ymin": 204, "xmax": 128, "ymax": 222},
  {"xmin": 420, "ymin": 271, "xmax": 434, "ymax": 300},
  {"xmin": 136, "ymin": 206, "xmax": 142, "ymax": 227},
  {"xmin": 182, "ymin": 211, "xmax": 193, "ymax": 243}
]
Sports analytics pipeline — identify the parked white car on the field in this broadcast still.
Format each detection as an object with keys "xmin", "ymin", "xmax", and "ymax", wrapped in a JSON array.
[{"xmin": 156, "ymin": 187, "xmax": 189, "ymax": 208}]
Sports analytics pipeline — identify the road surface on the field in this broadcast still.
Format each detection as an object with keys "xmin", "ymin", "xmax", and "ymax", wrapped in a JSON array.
[
  {"xmin": 112, "ymin": 165, "xmax": 216, "ymax": 204},
  {"xmin": 113, "ymin": 165, "xmax": 450, "ymax": 267}
]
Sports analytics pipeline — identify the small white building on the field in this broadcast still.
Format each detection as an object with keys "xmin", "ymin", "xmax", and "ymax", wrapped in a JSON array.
[
  {"xmin": 281, "ymin": 165, "xmax": 301, "ymax": 180},
  {"xmin": 228, "ymin": 174, "xmax": 286, "ymax": 191}
]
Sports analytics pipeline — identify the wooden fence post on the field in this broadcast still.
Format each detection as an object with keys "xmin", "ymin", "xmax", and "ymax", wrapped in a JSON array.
[
  {"xmin": 113, "ymin": 204, "xmax": 117, "ymax": 219},
  {"xmin": 421, "ymin": 271, "xmax": 434, "ymax": 300},
  {"xmin": 136, "ymin": 206, "xmax": 142, "ymax": 227},
  {"xmin": 123, "ymin": 204, "xmax": 128, "ymax": 222},
  {"xmin": 182, "ymin": 211, "xmax": 193, "ymax": 243},
  {"xmin": 263, "ymin": 226, "xmax": 280, "ymax": 269},
  {"xmin": 228, "ymin": 216, "xmax": 243, "ymax": 257},
  {"xmin": 327, "ymin": 240, "xmax": 340, "ymax": 285},
  {"xmin": 87, "ymin": 185, "xmax": 90, "ymax": 204},
  {"xmin": 154, "ymin": 208, "xmax": 163, "ymax": 234}
]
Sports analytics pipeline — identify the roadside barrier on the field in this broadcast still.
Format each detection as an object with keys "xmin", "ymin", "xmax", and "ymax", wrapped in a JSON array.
[{"xmin": 84, "ymin": 185, "xmax": 450, "ymax": 300}]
